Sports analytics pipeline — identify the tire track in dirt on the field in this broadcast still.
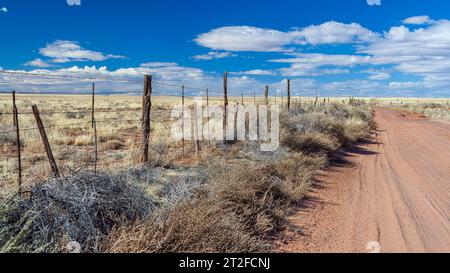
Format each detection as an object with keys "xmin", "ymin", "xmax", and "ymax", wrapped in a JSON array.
[{"xmin": 279, "ymin": 108, "xmax": 450, "ymax": 253}]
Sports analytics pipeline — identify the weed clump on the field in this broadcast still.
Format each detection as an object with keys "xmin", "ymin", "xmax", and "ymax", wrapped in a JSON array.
[{"xmin": 0, "ymin": 171, "xmax": 155, "ymax": 253}]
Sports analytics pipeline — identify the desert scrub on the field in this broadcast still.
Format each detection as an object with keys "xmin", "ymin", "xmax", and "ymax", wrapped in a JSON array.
[
  {"xmin": 102, "ymin": 153, "xmax": 325, "ymax": 253},
  {"xmin": 281, "ymin": 104, "xmax": 372, "ymax": 155},
  {"xmin": 394, "ymin": 103, "xmax": 450, "ymax": 121},
  {"xmin": 0, "ymin": 170, "xmax": 156, "ymax": 253},
  {"xmin": 212, "ymin": 152, "xmax": 325, "ymax": 237},
  {"xmin": 103, "ymin": 198, "xmax": 269, "ymax": 253},
  {"xmin": 0, "ymin": 164, "xmax": 210, "ymax": 253},
  {"xmin": 0, "ymin": 126, "xmax": 19, "ymax": 146}
]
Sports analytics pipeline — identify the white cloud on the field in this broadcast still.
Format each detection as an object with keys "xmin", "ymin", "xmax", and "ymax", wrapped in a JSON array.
[
  {"xmin": 360, "ymin": 20, "xmax": 450, "ymax": 57},
  {"xmin": 25, "ymin": 58, "xmax": 53, "ymax": 68},
  {"xmin": 402, "ymin": 15, "xmax": 434, "ymax": 25},
  {"xmin": 359, "ymin": 19, "xmax": 450, "ymax": 77},
  {"xmin": 389, "ymin": 81, "xmax": 423, "ymax": 89},
  {"xmin": 270, "ymin": 53, "xmax": 372, "ymax": 66},
  {"xmin": 291, "ymin": 21, "xmax": 378, "ymax": 45},
  {"xmin": 262, "ymin": 19, "xmax": 450, "ymax": 83},
  {"xmin": 278, "ymin": 65, "xmax": 350, "ymax": 77},
  {"xmin": 367, "ymin": 0, "xmax": 381, "ymax": 6},
  {"xmin": 195, "ymin": 22, "xmax": 377, "ymax": 52},
  {"xmin": 193, "ymin": 51, "xmax": 236, "ymax": 61},
  {"xmin": 67, "ymin": 0, "xmax": 81, "ymax": 6},
  {"xmin": 39, "ymin": 40, "xmax": 125, "ymax": 63},
  {"xmin": 270, "ymin": 53, "xmax": 370, "ymax": 76},
  {"xmin": 1, "ymin": 7, "xmax": 7, "ymax": 13},
  {"xmin": 140, "ymin": 62, "xmax": 179, "ymax": 68},
  {"xmin": 2, "ymin": 65, "xmax": 449, "ymax": 97},
  {"xmin": 230, "ymin": 69, "xmax": 275, "ymax": 76},
  {"xmin": 195, "ymin": 26, "xmax": 292, "ymax": 52},
  {"xmin": 364, "ymin": 69, "xmax": 391, "ymax": 80}
]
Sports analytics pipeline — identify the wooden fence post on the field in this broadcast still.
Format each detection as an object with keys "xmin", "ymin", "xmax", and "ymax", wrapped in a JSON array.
[
  {"xmin": 287, "ymin": 79, "xmax": 291, "ymax": 110},
  {"xmin": 181, "ymin": 85, "xmax": 185, "ymax": 157},
  {"xmin": 93, "ymin": 117, "xmax": 98, "ymax": 173},
  {"xmin": 234, "ymin": 103, "xmax": 238, "ymax": 141},
  {"xmin": 264, "ymin": 85, "xmax": 269, "ymax": 105},
  {"xmin": 140, "ymin": 75, "xmax": 152, "ymax": 164},
  {"xmin": 314, "ymin": 90, "xmax": 319, "ymax": 108},
  {"xmin": 194, "ymin": 100, "xmax": 201, "ymax": 159},
  {"xmin": 91, "ymin": 83, "xmax": 95, "ymax": 129},
  {"xmin": 12, "ymin": 90, "xmax": 17, "ymax": 127},
  {"xmin": 141, "ymin": 75, "xmax": 151, "ymax": 125},
  {"xmin": 12, "ymin": 91, "xmax": 22, "ymax": 195},
  {"xmin": 32, "ymin": 105, "xmax": 59, "ymax": 177},
  {"xmin": 206, "ymin": 88, "xmax": 211, "ymax": 145},
  {"xmin": 223, "ymin": 72, "xmax": 229, "ymax": 142},
  {"xmin": 254, "ymin": 91, "xmax": 256, "ymax": 105}
]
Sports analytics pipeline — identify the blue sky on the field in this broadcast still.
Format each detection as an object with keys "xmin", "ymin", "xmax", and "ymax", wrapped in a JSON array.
[{"xmin": 1, "ymin": 0, "xmax": 450, "ymax": 97}]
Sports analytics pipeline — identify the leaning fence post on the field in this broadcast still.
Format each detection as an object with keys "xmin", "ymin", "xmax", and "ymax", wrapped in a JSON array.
[
  {"xmin": 140, "ymin": 75, "xmax": 152, "ymax": 164},
  {"xmin": 223, "ymin": 72, "xmax": 229, "ymax": 142},
  {"xmin": 32, "ymin": 105, "xmax": 59, "ymax": 177},
  {"xmin": 287, "ymin": 79, "xmax": 291, "ymax": 110},
  {"xmin": 12, "ymin": 91, "xmax": 22, "ymax": 195},
  {"xmin": 91, "ymin": 83, "xmax": 95, "ymax": 129},
  {"xmin": 314, "ymin": 90, "xmax": 319, "ymax": 108}
]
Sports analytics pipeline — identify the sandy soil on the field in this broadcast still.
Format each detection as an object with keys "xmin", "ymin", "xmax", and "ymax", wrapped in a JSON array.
[{"xmin": 279, "ymin": 108, "xmax": 450, "ymax": 253}]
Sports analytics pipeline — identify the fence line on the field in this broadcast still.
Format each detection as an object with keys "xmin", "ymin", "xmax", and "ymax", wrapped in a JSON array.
[{"xmin": 1, "ymin": 72, "xmax": 315, "ymax": 195}]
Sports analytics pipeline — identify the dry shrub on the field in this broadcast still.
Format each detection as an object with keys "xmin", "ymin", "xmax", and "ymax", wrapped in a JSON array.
[
  {"xmin": 0, "ymin": 171, "xmax": 154, "ymax": 253},
  {"xmin": 281, "ymin": 104, "xmax": 373, "ymax": 154},
  {"xmin": 102, "ymin": 153, "xmax": 324, "ymax": 253},
  {"xmin": 213, "ymin": 153, "xmax": 325, "ymax": 238},
  {"xmin": 103, "ymin": 198, "xmax": 268, "ymax": 253},
  {"xmin": 104, "ymin": 140, "xmax": 125, "ymax": 150},
  {"xmin": 344, "ymin": 120, "xmax": 371, "ymax": 143},
  {"xmin": 282, "ymin": 131, "xmax": 338, "ymax": 155},
  {"xmin": 0, "ymin": 126, "xmax": 18, "ymax": 146},
  {"xmin": 74, "ymin": 135, "xmax": 92, "ymax": 146}
]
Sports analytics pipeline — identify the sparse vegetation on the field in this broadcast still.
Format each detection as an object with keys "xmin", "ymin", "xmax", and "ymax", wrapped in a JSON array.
[
  {"xmin": 393, "ymin": 102, "xmax": 450, "ymax": 121},
  {"xmin": 0, "ymin": 95, "xmax": 373, "ymax": 253}
]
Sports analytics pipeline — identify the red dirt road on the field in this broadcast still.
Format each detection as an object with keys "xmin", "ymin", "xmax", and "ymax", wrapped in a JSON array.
[{"xmin": 280, "ymin": 108, "xmax": 450, "ymax": 253}]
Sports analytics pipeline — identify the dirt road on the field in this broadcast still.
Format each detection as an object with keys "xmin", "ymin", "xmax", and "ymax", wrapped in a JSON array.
[{"xmin": 280, "ymin": 108, "xmax": 450, "ymax": 253}]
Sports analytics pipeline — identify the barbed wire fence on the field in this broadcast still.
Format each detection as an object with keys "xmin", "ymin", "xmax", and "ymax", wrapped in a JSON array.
[{"xmin": 0, "ymin": 70, "xmax": 326, "ymax": 196}]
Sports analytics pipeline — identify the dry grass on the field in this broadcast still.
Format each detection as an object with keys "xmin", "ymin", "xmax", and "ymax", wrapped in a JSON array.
[
  {"xmin": 102, "ymin": 152, "xmax": 324, "ymax": 253},
  {"xmin": 0, "ymin": 94, "xmax": 374, "ymax": 253},
  {"xmin": 103, "ymin": 198, "xmax": 269, "ymax": 253},
  {"xmin": 391, "ymin": 102, "xmax": 450, "ymax": 122},
  {"xmin": 0, "ymin": 170, "xmax": 155, "ymax": 253}
]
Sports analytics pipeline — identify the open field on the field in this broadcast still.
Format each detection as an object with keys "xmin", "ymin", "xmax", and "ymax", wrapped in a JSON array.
[
  {"xmin": 0, "ymin": 94, "xmax": 373, "ymax": 253},
  {"xmin": 2, "ymin": 93, "xmax": 449, "ymax": 253},
  {"xmin": 0, "ymin": 94, "xmax": 368, "ymax": 190}
]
